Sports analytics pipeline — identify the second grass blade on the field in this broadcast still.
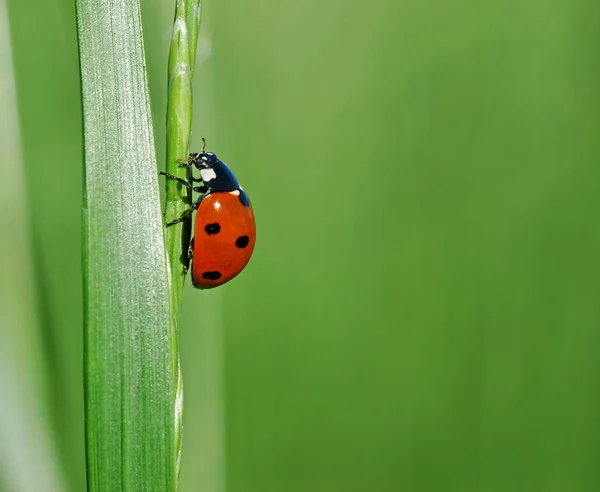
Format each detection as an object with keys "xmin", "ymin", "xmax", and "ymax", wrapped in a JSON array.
[{"xmin": 164, "ymin": 0, "xmax": 203, "ymax": 480}]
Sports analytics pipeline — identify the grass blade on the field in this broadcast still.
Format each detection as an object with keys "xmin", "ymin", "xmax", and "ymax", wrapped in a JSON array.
[
  {"xmin": 76, "ymin": 0, "xmax": 176, "ymax": 490},
  {"xmin": 164, "ymin": 1, "xmax": 202, "ymax": 479},
  {"xmin": 164, "ymin": 0, "xmax": 203, "ymax": 312}
]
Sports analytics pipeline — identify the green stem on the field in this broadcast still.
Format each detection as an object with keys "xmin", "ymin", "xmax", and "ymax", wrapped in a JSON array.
[
  {"xmin": 164, "ymin": 0, "xmax": 203, "ymax": 317},
  {"xmin": 164, "ymin": 0, "xmax": 203, "ymax": 482}
]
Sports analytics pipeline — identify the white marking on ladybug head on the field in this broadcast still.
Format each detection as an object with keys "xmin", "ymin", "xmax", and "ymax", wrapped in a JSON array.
[
  {"xmin": 229, "ymin": 190, "xmax": 240, "ymax": 196},
  {"xmin": 200, "ymin": 168, "xmax": 217, "ymax": 182}
]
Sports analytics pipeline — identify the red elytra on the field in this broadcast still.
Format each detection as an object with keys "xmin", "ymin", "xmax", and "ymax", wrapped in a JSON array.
[{"xmin": 191, "ymin": 191, "xmax": 256, "ymax": 289}]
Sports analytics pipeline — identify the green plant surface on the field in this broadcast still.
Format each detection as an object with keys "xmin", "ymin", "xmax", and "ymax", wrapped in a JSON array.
[
  {"xmin": 163, "ymin": 0, "xmax": 203, "ymax": 478},
  {"xmin": 76, "ymin": 0, "xmax": 176, "ymax": 490},
  {"xmin": 164, "ymin": 0, "xmax": 203, "ymax": 313}
]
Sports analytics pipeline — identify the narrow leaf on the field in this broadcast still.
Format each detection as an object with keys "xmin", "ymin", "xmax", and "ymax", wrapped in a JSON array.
[
  {"xmin": 76, "ymin": 0, "xmax": 176, "ymax": 490},
  {"xmin": 164, "ymin": 0, "xmax": 203, "ymax": 313},
  {"xmin": 164, "ymin": 1, "xmax": 202, "ymax": 478}
]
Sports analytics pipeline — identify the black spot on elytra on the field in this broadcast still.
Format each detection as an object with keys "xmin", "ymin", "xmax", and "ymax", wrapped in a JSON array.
[
  {"xmin": 235, "ymin": 235, "xmax": 250, "ymax": 248},
  {"xmin": 204, "ymin": 223, "xmax": 221, "ymax": 235},
  {"xmin": 202, "ymin": 271, "xmax": 222, "ymax": 280}
]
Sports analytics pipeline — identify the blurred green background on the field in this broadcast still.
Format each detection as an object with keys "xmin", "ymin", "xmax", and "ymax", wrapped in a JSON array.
[{"xmin": 3, "ymin": 0, "xmax": 600, "ymax": 491}]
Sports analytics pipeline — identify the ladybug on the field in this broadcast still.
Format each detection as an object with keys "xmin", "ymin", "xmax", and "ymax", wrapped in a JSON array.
[{"xmin": 161, "ymin": 140, "xmax": 256, "ymax": 289}]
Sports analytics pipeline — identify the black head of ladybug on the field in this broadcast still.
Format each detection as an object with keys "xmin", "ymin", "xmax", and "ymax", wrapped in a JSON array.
[
  {"xmin": 190, "ymin": 152, "xmax": 220, "ymax": 169},
  {"xmin": 189, "ymin": 151, "xmax": 240, "ymax": 193}
]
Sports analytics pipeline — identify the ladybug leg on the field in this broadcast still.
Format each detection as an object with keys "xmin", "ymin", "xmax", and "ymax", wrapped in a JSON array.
[
  {"xmin": 183, "ymin": 237, "xmax": 194, "ymax": 274},
  {"xmin": 162, "ymin": 171, "xmax": 207, "ymax": 193},
  {"xmin": 165, "ymin": 195, "xmax": 205, "ymax": 227},
  {"xmin": 165, "ymin": 211, "xmax": 191, "ymax": 226},
  {"xmin": 165, "ymin": 202, "xmax": 198, "ymax": 226},
  {"xmin": 178, "ymin": 152, "xmax": 204, "ymax": 167},
  {"xmin": 160, "ymin": 171, "xmax": 192, "ymax": 188},
  {"xmin": 187, "ymin": 237, "xmax": 194, "ymax": 262}
]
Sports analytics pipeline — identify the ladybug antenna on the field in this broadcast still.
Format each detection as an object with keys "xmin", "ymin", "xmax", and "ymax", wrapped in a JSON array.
[{"xmin": 201, "ymin": 137, "xmax": 207, "ymax": 153}]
